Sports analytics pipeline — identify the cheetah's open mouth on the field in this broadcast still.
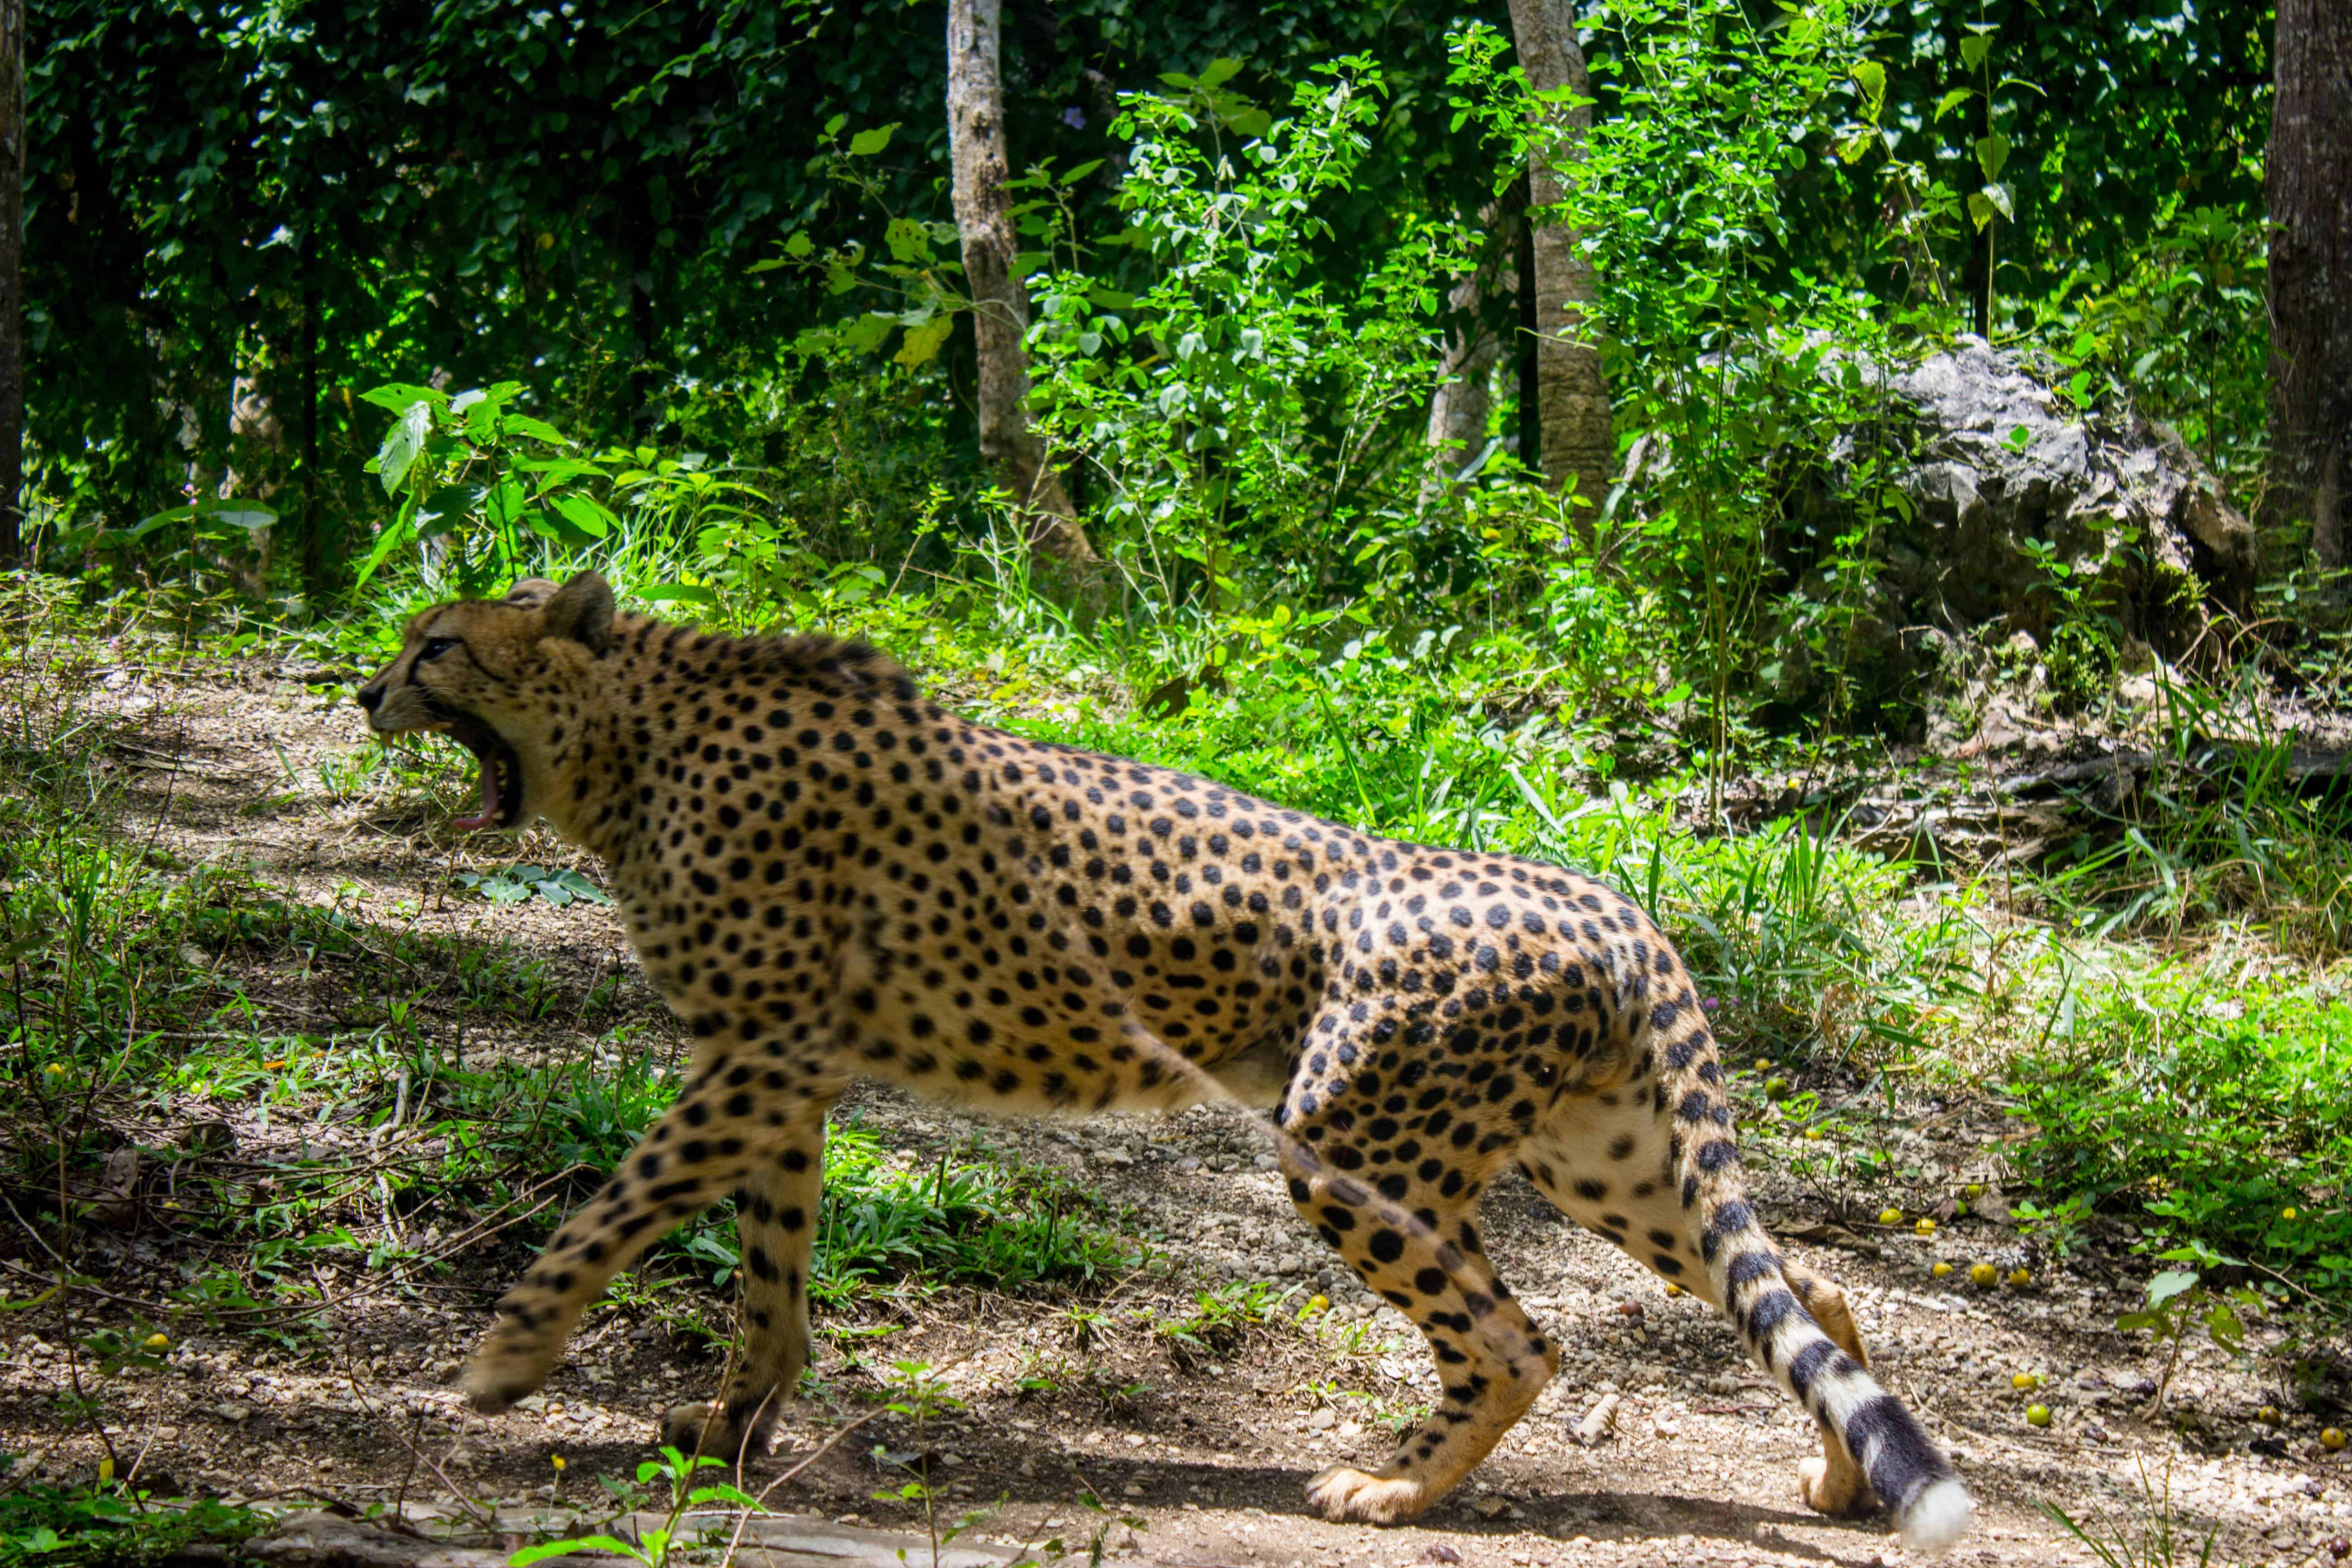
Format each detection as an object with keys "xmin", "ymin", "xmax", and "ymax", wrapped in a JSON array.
[{"xmin": 432, "ymin": 706, "xmax": 525, "ymax": 832}]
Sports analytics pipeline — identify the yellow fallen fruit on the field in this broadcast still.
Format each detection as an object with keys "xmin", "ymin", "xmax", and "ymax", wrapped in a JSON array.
[
  {"xmin": 1964, "ymin": 1184, "xmax": 1984, "ymax": 1199},
  {"xmin": 2258, "ymin": 1406, "xmax": 2283, "ymax": 1426},
  {"xmin": 142, "ymin": 1333, "xmax": 169, "ymax": 1352},
  {"xmin": 1804, "ymin": 1127, "xmax": 1824, "ymax": 1141},
  {"xmin": 1970, "ymin": 1263, "xmax": 1999, "ymax": 1287},
  {"xmin": 1915, "ymin": 1217, "xmax": 1936, "ymax": 1236},
  {"xmin": 1878, "ymin": 1207, "xmax": 1904, "ymax": 1226},
  {"xmin": 1764, "ymin": 1077, "xmax": 1792, "ymax": 1101},
  {"xmin": 1305, "ymin": 1295, "xmax": 1331, "ymax": 1314},
  {"xmin": 2013, "ymin": 1372, "xmax": 2039, "ymax": 1391},
  {"xmin": 1931, "ymin": 1261, "xmax": 1954, "ymax": 1278},
  {"xmin": 2026, "ymin": 1405, "xmax": 2052, "ymax": 1428},
  {"xmin": 2323, "ymin": 1428, "xmax": 2347, "ymax": 1451},
  {"xmin": 1664, "ymin": 1283, "xmax": 1685, "ymax": 1298},
  {"xmin": 2009, "ymin": 1267, "xmax": 2033, "ymax": 1288}
]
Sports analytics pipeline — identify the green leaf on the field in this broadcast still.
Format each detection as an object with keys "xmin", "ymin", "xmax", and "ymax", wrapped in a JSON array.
[
  {"xmin": 358, "ymin": 382, "xmax": 447, "ymax": 414},
  {"xmin": 1959, "ymin": 30, "xmax": 1994, "ymax": 71},
  {"xmin": 884, "ymin": 217, "xmax": 931, "ymax": 264},
  {"xmin": 502, "ymin": 414, "xmax": 571, "ymax": 446},
  {"xmin": 640, "ymin": 583, "xmax": 717, "ymax": 605},
  {"xmin": 848, "ymin": 123, "xmax": 898, "ymax": 157},
  {"xmin": 551, "ymin": 494, "xmax": 615, "ymax": 539},
  {"xmin": 840, "ymin": 313, "xmax": 896, "ymax": 353},
  {"xmin": 1061, "ymin": 159, "xmax": 1105, "ymax": 185},
  {"xmin": 376, "ymin": 402, "xmax": 432, "ymax": 499},
  {"xmin": 1849, "ymin": 60, "xmax": 1886, "ymax": 118},
  {"xmin": 1196, "ymin": 57, "xmax": 1245, "ymax": 89},
  {"xmin": 893, "ymin": 314, "xmax": 955, "ymax": 368},
  {"xmin": 1974, "ymin": 133, "xmax": 2011, "ymax": 181},
  {"xmin": 1933, "ymin": 88, "xmax": 1975, "ymax": 123},
  {"xmin": 783, "ymin": 230, "xmax": 813, "ymax": 258},
  {"xmin": 2146, "ymin": 1269, "xmax": 2200, "ymax": 1309},
  {"xmin": 509, "ymin": 1536, "xmax": 642, "ymax": 1568}
]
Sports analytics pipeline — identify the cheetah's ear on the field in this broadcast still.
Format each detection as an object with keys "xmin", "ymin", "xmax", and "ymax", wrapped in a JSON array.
[
  {"xmin": 541, "ymin": 572, "xmax": 614, "ymax": 657},
  {"xmin": 501, "ymin": 578, "xmax": 562, "ymax": 608}
]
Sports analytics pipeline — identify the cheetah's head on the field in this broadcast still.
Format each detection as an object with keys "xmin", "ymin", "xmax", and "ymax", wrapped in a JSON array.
[{"xmin": 355, "ymin": 572, "xmax": 615, "ymax": 833}]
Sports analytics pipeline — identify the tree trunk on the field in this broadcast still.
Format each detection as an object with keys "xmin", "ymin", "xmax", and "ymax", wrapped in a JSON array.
[
  {"xmin": 0, "ymin": 0, "xmax": 22, "ymax": 568},
  {"xmin": 1422, "ymin": 206, "xmax": 1515, "ymax": 506},
  {"xmin": 946, "ymin": 0, "xmax": 1100, "ymax": 581},
  {"xmin": 297, "ymin": 234, "xmax": 334, "ymax": 603},
  {"xmin": 1508, "ymin": 0, "xmax": 1613, "ymax": 520},
  {"xmin": 2266, "ymin": 0, "xmax": 2352, "ymax": 570}
]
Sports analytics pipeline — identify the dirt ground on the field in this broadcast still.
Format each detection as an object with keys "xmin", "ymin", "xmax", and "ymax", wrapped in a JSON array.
[{"xmin": 7, "ymin": 651, "xmax": 2352, "ymax": 1568}]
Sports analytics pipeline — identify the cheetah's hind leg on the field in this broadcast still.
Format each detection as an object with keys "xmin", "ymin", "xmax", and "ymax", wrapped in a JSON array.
[{"xmin": 1278, "ymin": 1103, "xmax": 1557, "ymax": 1523}]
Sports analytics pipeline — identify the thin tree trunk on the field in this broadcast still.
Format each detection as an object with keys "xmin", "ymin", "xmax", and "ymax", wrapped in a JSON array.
[
  {"xmin": 2266, "ymin": 0, "xmax": 2352, "ymax": 570},
  {"xmin": 1508, "ymin": 0, "xmax": 1613, "ymax": 521},
  {"xmin": 298, "ymin": 231, "xmax": 333, "ymax": 603},
  {"xmin": 0, "ymin": 0, "xmax": 23, "ymax": 567},
  {"xmin": 946, "ymin": 0, "xmax": 1100, "ymax": 582},
  {"xmin": 1422, "ymin": 205, "xmax": 1515, "ymax": 506}
]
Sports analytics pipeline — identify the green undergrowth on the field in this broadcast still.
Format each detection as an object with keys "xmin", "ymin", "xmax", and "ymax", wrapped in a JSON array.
[
  {"xmin": 0, "ymin": 1471, "xmax": 261, "ymax": 1568},
  {"xmin": 2008, "ymin": 977, "xmax": 2352, "ymax": 1296}
]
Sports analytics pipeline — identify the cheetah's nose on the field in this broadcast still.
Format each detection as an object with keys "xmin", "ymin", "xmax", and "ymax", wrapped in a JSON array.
[{"xmin": 356, "ymin": 683, "xmax": 384, "ymax": 714}]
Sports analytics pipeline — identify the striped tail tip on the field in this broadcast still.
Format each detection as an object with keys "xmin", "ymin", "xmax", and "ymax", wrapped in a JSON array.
[{"xmin": 1898, "ymin": 1475, "xmax": 1973, "ymax": 1555}]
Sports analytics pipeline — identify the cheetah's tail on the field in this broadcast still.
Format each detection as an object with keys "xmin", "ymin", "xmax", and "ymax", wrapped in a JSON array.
[{"xmin": 1662, "ymin": 1022, "xmax": 1972, "ymax": 1556}]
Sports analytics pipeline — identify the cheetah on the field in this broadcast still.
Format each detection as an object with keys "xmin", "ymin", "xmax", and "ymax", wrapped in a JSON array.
[{"xmin": 356, "ymin": 573, "xmax": 1970, "ymax": 1553}]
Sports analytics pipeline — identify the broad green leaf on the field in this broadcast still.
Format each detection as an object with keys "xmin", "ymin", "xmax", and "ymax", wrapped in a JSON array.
[
  {"xmin": 840, "ymin": 313, "xmax": 895, "ymax": 353},
  {"xmin": 1959, "ymin": 30, "xmax": 1994, "ymax": 71},
  {"xmin": 129, "ymin": 505, "xmax": 196, "ymax": 538},
  {"xmin": 1061, "ymin": 159, "xmax": 1105, "ymax": 185},
  {"xmin": 1966, "ymin": 191, "xmax": 1997, "ymax": 231},
  {"xmin": 1197, "ymin": 57, "xmax": 1245, "ymax": 89},
  {"xmin": 640, "ymin": 583, "xmax": 717, "ymax": 604},
  {"xmin": 1974, "ymin": 133, "xmax": 2011, "ymax": 181},
  {"xmin": 884, "ymin": 217, "xmax": 931, "ymax": 263},
  {"xmin": 551, "ymin": 494, "xmax": 615, "ymax": 539},
  {"xmin": 1933, "ymin": 87, "xmax": 1975, "ymax": 122},
  {"xmin": 376, "ymin": 402, "xmax": 431, "ymax": 498},
  {"xmin": 2146, "ymin": 1269, "xmax": 2200, "ymax": 1308},
  {"xmin": 358, "ymin": 382, "xmax": 447, "ymax": 414},
  {"xmin": 893, "ymin": 314, "xmax": 955, "ymax": 367},
  {"xmin": 848, "ymin": 123, "xmax": 898, "ymax": 156},
  {"xmin": 502, "ymin": 414, "xmax": 571, "ymax": 445},
  {"xmin": 203, "ymin": 502, "xmax": 278, "ymax": 533},
  {"xmin": 1849, "ymin": 60, "xmax": 1886, "ymax": 118}
]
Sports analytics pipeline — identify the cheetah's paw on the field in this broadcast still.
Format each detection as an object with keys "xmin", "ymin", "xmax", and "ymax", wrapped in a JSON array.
[
  {"xmin": 1798, "ymin": 1455, "xmax": 1872, "ymax": 1518},
  {"xmin": 1304, "ymin": 1465, "xmax": 1431, "ymax": 1524},
  {"xmin": 660, "ymin": 1402, "xmax": 760, "ymax": 1460},
  {"xmin": 459, "ymin": 1345, "xmax": 552, "ymax": 1416}
]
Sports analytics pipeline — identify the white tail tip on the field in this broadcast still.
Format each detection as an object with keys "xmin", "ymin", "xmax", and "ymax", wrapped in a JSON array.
[{"xmin": 1899, "ymin": 1476, "xmax": 1973, "ymax": 1554}]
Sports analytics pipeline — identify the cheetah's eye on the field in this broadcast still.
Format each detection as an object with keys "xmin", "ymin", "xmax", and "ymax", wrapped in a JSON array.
[{"xmin": 419, "ymin": 637, "xmax": 460, "ymax": 663}]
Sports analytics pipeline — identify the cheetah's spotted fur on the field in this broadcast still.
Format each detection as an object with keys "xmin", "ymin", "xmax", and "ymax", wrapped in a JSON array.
[{"xmin": 357, "ymin": 574, "xmax": 1970, "ymax": 1553}]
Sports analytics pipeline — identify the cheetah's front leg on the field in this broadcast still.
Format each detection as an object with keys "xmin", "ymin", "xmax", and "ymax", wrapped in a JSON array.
[
  {"xmin": 1280, "ymin": 1139, "xmax": 1557, "ymax": 1524},
  {"xmin": 462, "ymin": 1092, "xmax": 778, "ymax": 1415},
  {"xmin": 660, "ymin": 1120, "xmax": 829, "ymax": 1459}
]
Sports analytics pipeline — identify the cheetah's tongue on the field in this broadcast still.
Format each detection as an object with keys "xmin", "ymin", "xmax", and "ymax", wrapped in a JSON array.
[{"xmin": 453, "ymin": 760, "xmax": 500, "ymax": 832}]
